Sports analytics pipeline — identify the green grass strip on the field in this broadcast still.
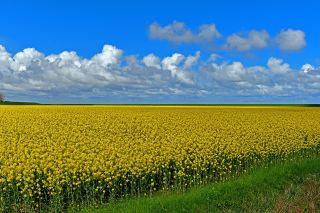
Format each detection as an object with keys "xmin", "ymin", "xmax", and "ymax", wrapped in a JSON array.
[{"xmin": 80, "ymin": 156, "xmax": 320, "ymax": 213}]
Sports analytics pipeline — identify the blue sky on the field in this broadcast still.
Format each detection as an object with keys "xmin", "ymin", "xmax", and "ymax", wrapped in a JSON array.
[{"xmin": 0, "ymin": 0, "xmax": 319, "ymax": 103}]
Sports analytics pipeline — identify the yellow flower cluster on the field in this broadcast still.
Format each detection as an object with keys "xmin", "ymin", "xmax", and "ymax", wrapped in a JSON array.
[{"xmin": 0, "ymin": 106, "xmax": 319, "ymax": 204}]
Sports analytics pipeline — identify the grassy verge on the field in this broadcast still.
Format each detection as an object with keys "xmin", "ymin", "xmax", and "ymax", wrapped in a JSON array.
[{"xmin": 80, "ymin": 155, "xmax": 320, "ymax": 213}]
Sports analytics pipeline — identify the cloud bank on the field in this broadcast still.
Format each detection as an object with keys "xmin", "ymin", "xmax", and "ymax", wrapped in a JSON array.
[{"xmin": 0, "ymin": 44, "xmax": 319, "ymax": 103}]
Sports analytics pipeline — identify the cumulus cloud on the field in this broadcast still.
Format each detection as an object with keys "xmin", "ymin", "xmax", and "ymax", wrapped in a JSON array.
[
  {"xmin": 267, "ymin": 57, "xmax": 291, "ymax": 74},
  {"xmin": 209, "ymin": 61, "xmax": 248, "ymax": 82},
  {"xmin": 148, "ymin": 22, "xmax": 307, "ymax": 53},
  {"xmin": 183, "ymin": 51, "xmax": 201, "ymax": 69},
  {"xmin": 0, "ymin": 45, "xmax": 12, "ymax": 70},
  {"xmin": 91, "ymin": 44, "xmax": 123, "ymax": 67},
  {"xmin": 0, "ymin": 44, "xmax": 200, "ymax": 100},
  {"xmin": 149, "ymin": 21, "xmax": 221, "ymax": 44},
  {"xmin": 142, "ymin": 54, "xmax": 161, "ymax": 69},
  {"xmin": 201, "ymin": 56, "xmax": 320, "ymax": 97},
  {"xmin": 0, "ymin": 43, "xmax": 319, "ymax": 102},
  {"xmin": 275, "ymin": 29, "xmax": 306, "ymax": 51},
  {"xmin": 11, "ymin": 48, "xmax": 44, "ymax": 72},
  {"xmin": 301, "ymin": 64, "xmax": 314, "ymax": 73},
  {"xmin": 161, "ymin": 53, "xmax": 194, "ymax": 84},
  {"xmin": 226, "ymin": 29, "xmax": 306, "ymax": 52},
  {"xmin": 225, "ymin": 30, "xmax": 270, "ymax": 51}
]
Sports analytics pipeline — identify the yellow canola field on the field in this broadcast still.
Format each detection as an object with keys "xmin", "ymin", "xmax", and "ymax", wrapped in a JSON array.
[{"xmin": 0, "ymin": 106, "xmax": 320, "ymax": 200}]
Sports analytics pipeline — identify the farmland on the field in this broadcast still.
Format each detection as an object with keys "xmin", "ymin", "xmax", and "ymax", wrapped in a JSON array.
[{"xmin": 0, "ymin": 106, "xmax": 320, "ymax": 211}]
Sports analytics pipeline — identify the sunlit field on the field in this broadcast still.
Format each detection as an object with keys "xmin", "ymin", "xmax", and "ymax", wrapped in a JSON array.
[{"xmin": 0, "ymin": 106, "xmax": 320, "ymax": 210}]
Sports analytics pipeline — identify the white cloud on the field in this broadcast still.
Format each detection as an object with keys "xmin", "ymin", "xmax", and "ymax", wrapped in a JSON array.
[
  {"xmin": 225, "ymin": 29, "xmax": 306, "ymax": 52},
  {"xmin": 267, "ymin": 57, "xmax": 291, "ymax": 74},
  {"xmin": 149, "ymin": 22, "xmax": 307, "ymax": 53},
  {"xmin": 200, "ymin": 57, "xmax": 319, "ymax": 97},
  {"xmin": 197, "ymin": 24, "xmax": 221, "ymax": 42},
  {"xmin": 275, "ymin": 29, "xmax": 306, "ymax": 51},
  {"xmin": 149, "ymin": 21, "xmax": 221, "ymax": 44},
  {"xmin": 46, "ymin": 51, "xmax": 82, "ymax": 68},
  {"xmin": 11, "ymin": 48, "xmax": 44, "ymax": 72},
  {"xmin": 301, "ymin": 64, "xmax": 315, "ymax": 73},
  {"xmin": 183, "ymin": 51, "xmax": 200, "ymax": 69},
  {"xmin": 0, "ymin": 44, "xmax": 198, "ymax": 99},
  {"xmin": 91, "ymin": 45, "xmax": 123, "ymax": 67},
  {"xmin": 142, "ymin": 54, "xmax": 161, "ymax": 69},
  {"xmin": 124, "ymin": 55, "xmax": 139, "ymax": 66},
  {"xmin": 0, "ymin": 45, "xmax": 12, "ymax": 71},
  {"xmin": 210, "ymin": 61, "xmax": 248, "ymax": 82},
  {"xmin": 162, "ymin": 53, "xmax": 193, "ymax": 84},
  {"xmin": 162, "ymin": 53, "xmax": 185, "ymax": 70},
  {"xmin": 0, "ymin": 43, "xmax": 319, "ymax": 101},
  {"xmin": 225, "ymin": 30, "xmax": 270, "ymax": 51}
]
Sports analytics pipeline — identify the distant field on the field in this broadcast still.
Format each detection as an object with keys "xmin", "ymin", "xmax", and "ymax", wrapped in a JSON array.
[
  {"xmin": 1, "ymin": 101, "xmax": 320, "ymax": 107},
  {"xmin": 0, "ymin": 106, "xmax": 319, "ymax": 211}
]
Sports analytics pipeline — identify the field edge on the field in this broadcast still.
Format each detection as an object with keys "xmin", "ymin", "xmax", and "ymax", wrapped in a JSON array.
[{"xmin": 79, "ymin": 154, "xmax": 320, "ymax": 213}]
